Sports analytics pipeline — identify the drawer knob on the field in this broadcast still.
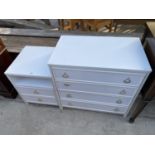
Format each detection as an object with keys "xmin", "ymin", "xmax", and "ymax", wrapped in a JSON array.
[
  {"xmin": 123, "ymin": 78, "xmax": 131, "ymax": 84},
  {"xmin": 119, "ymin": 89, "xmax": 126, "ymax": 95},
  {"xmin": 116, "ymin": 99, "xmax": 122, "ymax": 104},
  {"xmin": 62, "ymin": 72, "xmax": 69, "ymax": 78},
  {"xmin": 64, "ymin": 83, "xmax": 70, "ymax": 87},
  {"xmin": 38, "ymin": 98, "xmax": 43, "ymax": 102},
  {"xmin": 33, "ymin": 89, "xmax": 39, "ymax": 94},
  {"xmin": 66, "ymin": 94, "xmax": 72, "ymax": 98}
]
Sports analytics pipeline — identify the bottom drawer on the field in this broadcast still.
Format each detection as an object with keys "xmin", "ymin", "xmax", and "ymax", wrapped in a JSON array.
[
  {"xmin": 21, "ymin": 94, "xmax": 57, "ymax": 106},
  {"xmin": 62, "ymin": 99, "xmax": 127, "ymax": 114}
]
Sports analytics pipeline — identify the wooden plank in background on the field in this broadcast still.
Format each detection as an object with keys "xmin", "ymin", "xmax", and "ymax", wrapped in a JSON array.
[
  {"xmin": 114, "ymin": 19, "xmax": 155, "ymax": 25},
  {"xmin": 0, "ymin": 20, "xmax": 53, "ymax": 30},
  {"xmin": 0, "ymin": 36, "xmax": 58, "ymax": 53},
  {"xmin": 0, "ymin": 27, "xmax": 145, "ymax": 53},
  {"xmin": 0, "ymin": 28, "xmax": 144, "ymax": 39}
]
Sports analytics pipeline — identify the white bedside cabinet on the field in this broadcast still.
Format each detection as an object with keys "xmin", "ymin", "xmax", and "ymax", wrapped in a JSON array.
[
  {"xmin": 5, "ymin": 46, "xmax": 58, "ymax": 106},
  {"xmin": 48, "ymin": 35, "xmax": 152, "ymax": 116}
]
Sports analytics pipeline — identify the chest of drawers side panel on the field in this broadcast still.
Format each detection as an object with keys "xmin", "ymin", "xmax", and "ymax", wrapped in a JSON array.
[{"xmin": 124, "ymin": 71, "xmax": 151, "ymax": 117}]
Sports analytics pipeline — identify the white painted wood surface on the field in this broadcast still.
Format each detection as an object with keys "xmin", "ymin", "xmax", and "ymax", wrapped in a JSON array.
[
  {"xmin": 59, "ymin": 90, "xmax": 132, "ymax": 106},
  {"xmin": 52, "ymin": 67, "xmax": 145, "ymax": 86},
  {"xmin": 5, "ymin": 36, "xmax": 152, "ymax": 116},
  {"xmin": 48, "ymin": 35, "xmax": 151, "ymax": 72},
  {"xmin": 5, "ymin": 46, "xmax": 58, "ymax": 106},
  {"xmin": 49, "ymin": 35, "xmax": 152, "ymax": 116},
  {"xmin": 6, "ymin": 46, "xmax": 54, "ymax": 78},
  {"xmin": 56, "ymin": 81, "xmax": 136, "ymax": 97},
  {"xmin": 62, "ymin": 99, "xmax": 127, "ymax": 114}
]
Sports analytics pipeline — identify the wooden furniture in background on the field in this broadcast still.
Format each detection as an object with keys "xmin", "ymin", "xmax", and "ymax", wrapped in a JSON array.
[
  {"xmin": 0, "ymin": 38, "xmax": 17, "ymax": 98},
  {"xmin": 0, "ymin": 27, "xmax": 144, "ymax": 54},
  {"xmin": 58, "ymin": 19, "xmax": 84, "ymax": 30},
  {"xmin": 59, "ymin": 19, "xmax": 113, "ymax": 32},
  {"xmin": 114, "ymin": 19, "xmax": 155, "ymax": 32},
  {"xmin": 145, "ymin": 22, "xmax": 155, "ymax": 38},
  {"xmin": 128, "ymin": 38, "xmax": 155, "ymax": 122},
  {"xmin": 83, "ymin": 19, "xmax": 113, "ymax": 32},
  {"xmin": 127, "ymin": 22, "xmax": 155, "ymax": 122}
]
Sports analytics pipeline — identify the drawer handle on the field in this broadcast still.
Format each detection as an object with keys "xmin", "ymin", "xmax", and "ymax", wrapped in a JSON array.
[
  {"xmin": 119, "ymin": 89, "xmax": 126, "ymax": 95},
  {"xmin": 38, "ymin": 98, "xmax": 43, "ymax": 102},
  {"xmin": 64, "ymin": 83, "xmax": 70, "ymax": 87},
  {"xmin": 114, "ymin": 108, "xmax": 120, "ymax": 112},
  {"xmin": 66, "ymin": 94, "xmax": 72, "ymax": 98},
  {"xmin": 33, "ymin": 89, "xmax": 39, "ymax": 94},
  {"xmin": 62, "ymin": 72, "xmax": 69, "ymax": 78},
  {"xmin": 116, "ymin": 99, "xmax": 122, "ymax": 104},
  {"xmin": 123, "ymin": 78, "xmax": 131, "ymax": 84}
]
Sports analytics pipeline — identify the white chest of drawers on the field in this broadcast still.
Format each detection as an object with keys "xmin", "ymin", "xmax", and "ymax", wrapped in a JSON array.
[
  {"xmin": 5, "ymin": 46, "xmax": 58, "ymax": 106},
  {"xmin": 48, "ymin": 35, "xmax": 152, "ymax": 116}
]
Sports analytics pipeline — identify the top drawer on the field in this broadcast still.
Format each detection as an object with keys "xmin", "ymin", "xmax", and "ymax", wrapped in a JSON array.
[{"xmin": 52, "ymin": 68, "xmax": 145, "ymax": 86}]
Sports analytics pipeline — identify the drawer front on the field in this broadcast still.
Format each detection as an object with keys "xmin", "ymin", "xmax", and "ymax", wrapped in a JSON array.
[
  {"xmin": 10, "ymin": 76, "xmax": 53, "ymax": 88},
  {"xmin": 59, "ymin": 90, "xmax": 131, "ymax": 106},
  {"xmin": 62, "ymin": 99, "xmax": 127, "ymax": 114},
  {"xmin": 16, "ymin": 86, "xmax": 54, "ymax": 97},
  {"xmin": 22, "ymin": 94, "xmax": 57, "ymax": 105},
  {"xmin": 53, "ymin": 68, "xmax": 144, "ymax": 86},
  {"xmin": 56, "ymin": 81, "xmax": 136, "ymax": 97}
]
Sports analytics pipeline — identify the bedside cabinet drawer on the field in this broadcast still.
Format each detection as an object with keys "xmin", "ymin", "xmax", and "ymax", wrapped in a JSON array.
[
  {"xmin": 59, "ymin": 90, "xmax": 131, "ymax": 106},
  {"xmin": 62, "ymin": 99, "xmax": 127, "ymax": 114},
  {"xmin": 53, "ymin": 68, "xmax": 145, "ymax": 86},
  {"xmin": 56, "ymin": 81, "xmax": 136, "ymax": 97},
  {"xmin": 22, "ymin": 94, "xmax": 57, "ymax": 105},
  {"xmin": 16, "ymin": 86, "xmax": 54, "ymax": 97}
]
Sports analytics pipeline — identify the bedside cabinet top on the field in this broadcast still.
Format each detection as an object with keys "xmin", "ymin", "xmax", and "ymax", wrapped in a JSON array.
[
  {"xmin": 48, "ymin": 35, "xmax": 151, "ymax": 72},
  {"xmin": 5, "ymin": 46, "xmax": 54, "ymax": 78}
]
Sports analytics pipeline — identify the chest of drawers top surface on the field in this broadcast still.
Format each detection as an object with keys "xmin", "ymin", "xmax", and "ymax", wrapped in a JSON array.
[
  {"xmin": 5, "ymin": 46, "xmax": 54, "ymax": 78},
  {"xmin": 48, "ymin": 35, "xmax": 151, "ymax": 72}
]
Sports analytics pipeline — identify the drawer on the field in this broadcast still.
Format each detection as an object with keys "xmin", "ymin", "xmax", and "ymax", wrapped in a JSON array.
[
  {"xmin": 53, "ymin": 68, "xmax": 144, "ymax": 86},
  {"xmin": 16, "ymin": 86, "xmax": 54, "ymax": 97},
  {"xmin": 10, "ymin": 76, "xmax": 53, "ymax": 88},
  {"xmin": 59, "ymin": 90, "xmax": 132, "ymax": 106},
  {"xmin": 62, "ymin": 99, "xmax": 127, "ymax": 114},
  {"xmin": 56, "ymin": 81, "xmax": 136, "ymax": 97},
  {"xmin": 22, "ymin": 94, "xmax": 57, "ymax": 105}
]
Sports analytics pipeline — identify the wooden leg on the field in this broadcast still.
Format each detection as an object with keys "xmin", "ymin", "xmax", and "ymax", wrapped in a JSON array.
[
  {"xmin": 80, "ymin": 20, "xmax": 84, "ymax": 30},
  {"xmin": 128, "ymin": 98, "xmax": 149, "ymax": 123},
  {"xmin": 108, "ymin": 20, "xmax": 113, "ymax": 32},
  {"xmin": 114, "ymin": 23, "xmax": 118, "ymax": 32},
  {"xmin": 58, "ymin": 19, "xmax": 64, "ymax": 31}
]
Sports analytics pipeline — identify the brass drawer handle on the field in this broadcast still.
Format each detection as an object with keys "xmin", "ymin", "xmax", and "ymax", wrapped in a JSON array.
[
  {"xmin": 119, "ymin": 89, "xmax": 126, "ymax": 95},
  {"xmin": 64, "ymin": 83, "xmax": 70, "ymax": 87},
  {"xmin": 33, "ymin": 89, "xmax": 39, "ymax": 94},
  {"xmin": 62, "ymin": 72, "xmax": 69, "ymax": 78},
  {"xmin": 123, "ymin": 78, "xmax": 131, "ymax": 84},
  {"xmin": 38, "ymin": 98, "xmax": 43, "ymax": 102},
  {"xmin": 66, "ymin": 94, "xmax": 72, "ymax": 98},
  {"xmin": 116, "ymin": 99, "xmax": 122, "ymax": 104}
]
